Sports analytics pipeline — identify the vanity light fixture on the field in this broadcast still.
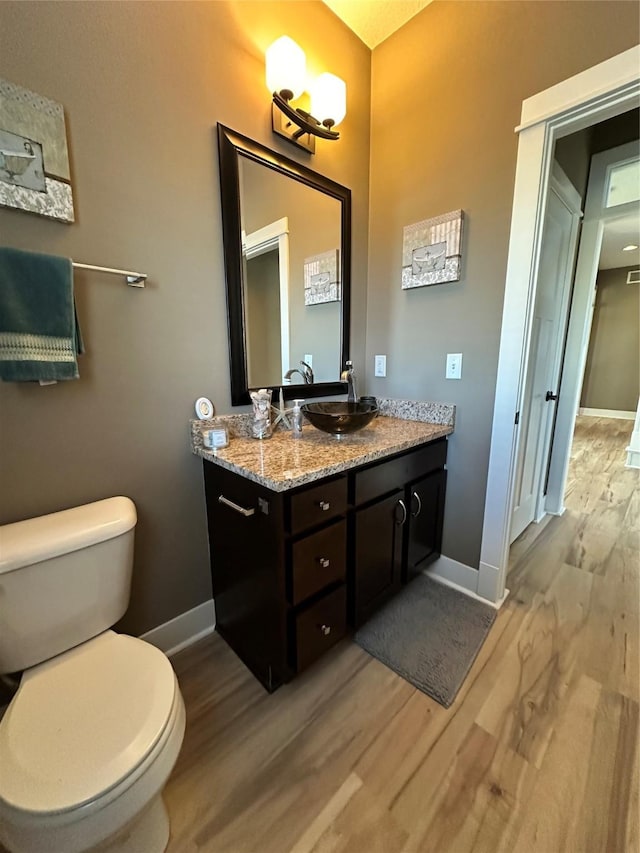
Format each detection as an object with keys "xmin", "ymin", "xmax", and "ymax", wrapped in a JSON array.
[
  {"xmin": 622, "ymin": 244, "xmax": 639, "ymax": 251},
  {"xmin": 266, "ymin": 36, "xmax": 346, "ymax": 154}
]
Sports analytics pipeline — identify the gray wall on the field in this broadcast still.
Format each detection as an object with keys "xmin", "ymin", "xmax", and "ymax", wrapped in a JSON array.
[
  {"xmin": 581, "ymin": 267, "xmax": 640, "ymax": 412},
  {"xmin": 366, "ymin": 0, "xmax": 639, "ymax": 569},
  {"xmin": 0, "ymin": 0, "xmax": 371, "ymax": 635}
]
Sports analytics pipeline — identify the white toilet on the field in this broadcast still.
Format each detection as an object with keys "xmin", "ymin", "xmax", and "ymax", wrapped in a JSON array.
[{"xmin": 0, "ymin": 497, "xmax": 186, "ymax": 853}]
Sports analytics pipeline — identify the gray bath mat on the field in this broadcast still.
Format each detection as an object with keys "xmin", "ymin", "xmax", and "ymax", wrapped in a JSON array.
[{"xmin": 354, "ymin": 575, "xmax": 496, "ymax": 708}]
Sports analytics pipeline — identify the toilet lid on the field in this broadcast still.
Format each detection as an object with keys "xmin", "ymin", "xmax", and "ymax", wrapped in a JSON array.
[{"xmin": 0, "ymin": 632, "xmax": 176, "ymax": 815}]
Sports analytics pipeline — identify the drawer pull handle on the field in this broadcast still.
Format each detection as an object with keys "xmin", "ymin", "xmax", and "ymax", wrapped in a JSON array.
[
  {"xmin": 218, "ymin": 495, "xmax": 255, "ymax": 517},
  {"xmin": 411, "ymin": 491, "xmax": 422, "ymax": 518},
  {"xmin": 397, "ymin": 499, "xmax": 408, "ymax": 526},
  {"xmin": 319, "ymin": 624, "xmax": 332, "ymax": 636},
  {"xmin": 317, "ymin": 557, "xmax": 330, "ymax": 568},
  {"xmin": 318, "ymin": 500, "xmax": 331, "ymax": 511}
]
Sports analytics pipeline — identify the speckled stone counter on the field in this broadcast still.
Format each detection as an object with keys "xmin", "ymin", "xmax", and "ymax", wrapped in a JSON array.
[{"xmin": 190, "ymin": 400, "xmax": 454, "ymax": 492}]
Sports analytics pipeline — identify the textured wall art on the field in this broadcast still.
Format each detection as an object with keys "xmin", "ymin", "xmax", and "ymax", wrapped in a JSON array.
[
  {"xmin": 0, "ymin": 78, "xmax": 74, "ymax": 222},
  {"xmin": 402, "ymin": 209, "xmax": 464, "ymax": 289},
  {"xmin": 304, "ymin": 249, "xmax": 340, "ymax": 305}
]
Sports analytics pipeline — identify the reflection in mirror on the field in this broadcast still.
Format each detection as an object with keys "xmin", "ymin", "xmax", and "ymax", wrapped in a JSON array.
[
  {"xmin": 243, "ymin": 216, "xmax": 290, "ymax": 389},
  {"xmin": 240, "ymin": 156, "xmax": 342, "ymax": 389},
  {"xmin": 217, "ymin": 125, "xmax": 351, "ymax": 406}
]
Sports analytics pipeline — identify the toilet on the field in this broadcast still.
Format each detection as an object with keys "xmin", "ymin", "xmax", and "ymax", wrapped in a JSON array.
[{"xmin": 0, "ymin": 497, "xmax": 186, "ymax": 853}]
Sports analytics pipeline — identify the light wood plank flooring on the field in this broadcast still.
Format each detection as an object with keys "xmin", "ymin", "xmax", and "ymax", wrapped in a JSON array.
[{"xmin": 166, "ymin": 416, "xmax": 638, "ymax": 852}]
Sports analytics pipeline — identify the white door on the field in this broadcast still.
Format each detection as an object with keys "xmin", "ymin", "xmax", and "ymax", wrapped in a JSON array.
[
  {"xmin": 545, "ymin": 140, "xmax": 640, "ymax": 513},
  {"xmin": 510, "ymin": 164, "xmax": 582, "ymax": 543}
]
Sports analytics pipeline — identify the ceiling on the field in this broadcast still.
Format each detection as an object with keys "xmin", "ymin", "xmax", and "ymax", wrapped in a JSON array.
[{"xmin": 322, "ymin": 0, "xmax": 433, "ymax": 48}]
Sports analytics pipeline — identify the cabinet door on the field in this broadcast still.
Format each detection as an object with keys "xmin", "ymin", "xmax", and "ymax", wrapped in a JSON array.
[
  {"xmin": 352, "ymin": 490, "xmax": 404, "ymax": 628},
  {"xmin": 203, "ymin": 462, "xmax": 288, "ymax": 691},
  {"xmin": 405, "ymin": 469, "xmax": 447, "ymax": 582}
]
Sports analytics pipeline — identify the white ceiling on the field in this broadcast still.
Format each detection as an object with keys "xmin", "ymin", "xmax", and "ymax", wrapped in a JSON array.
[{"xmin": 322, "ymin": 0, "xmax": 433, "ymax": 48}]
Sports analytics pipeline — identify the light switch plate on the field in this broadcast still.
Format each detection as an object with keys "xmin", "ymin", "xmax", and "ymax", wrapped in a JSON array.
[
  {"xmin": 446, "ymin": 353, "xmax": 462, "ymax": 379},
  {"xmin": 374, "ymin": 354, "xmax": 387, "ymax": 377}
]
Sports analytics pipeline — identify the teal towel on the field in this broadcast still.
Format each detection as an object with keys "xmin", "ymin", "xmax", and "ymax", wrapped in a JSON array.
[{"xmin": 0, "ymin": 246, "xmax": 84, "ymax": 382}]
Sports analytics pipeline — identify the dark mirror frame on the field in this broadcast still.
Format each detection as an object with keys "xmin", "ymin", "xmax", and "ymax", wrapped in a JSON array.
[{"xmin": 217, "ymin": 124, "xmax": 351, "ymax": 406}]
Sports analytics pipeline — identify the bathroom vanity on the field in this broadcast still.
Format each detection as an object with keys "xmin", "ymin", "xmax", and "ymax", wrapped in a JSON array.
[{"xmin": 192, "ymin": 403, "xmax": 453, "ymax": 692}]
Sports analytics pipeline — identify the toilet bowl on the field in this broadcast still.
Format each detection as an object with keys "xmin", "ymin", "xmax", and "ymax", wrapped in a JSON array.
[
  {"xmin": 0, "ymin": 632, "xmax": 186, "ymax": 853},
  {"xmin": 0, "ymin": 498, "xmax": 186, "ymax": 853}
]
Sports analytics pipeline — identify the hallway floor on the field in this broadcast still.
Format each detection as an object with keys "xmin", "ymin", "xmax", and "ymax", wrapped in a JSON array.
[{"xmin": 166, "ymin": 416, "xmax": 638, "ymax": 852}]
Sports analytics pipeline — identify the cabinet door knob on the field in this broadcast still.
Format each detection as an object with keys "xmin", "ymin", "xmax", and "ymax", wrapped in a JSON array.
[
  {"xmin": 319, "ymin": 624, "xmax": 331, "ymax": 636},
  {"xmin": 411, "ymin": 490, "xmax": 422, "ymax": 518},
  {"xmin": 318, "ymin": 500, "xmax": 331, "ymax": 511},
  {"xmin": 397, "ymin": 499, "xmax": 408, "ymax": 525},
  {"xmin": 317, "ymin": 557, "xmax": 330, "ymax": 568}
]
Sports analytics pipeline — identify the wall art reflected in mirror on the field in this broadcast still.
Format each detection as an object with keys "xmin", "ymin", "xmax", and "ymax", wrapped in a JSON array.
[{"xmin": 217, "ymin": 125, "xmax": 351, "ymax": 406}]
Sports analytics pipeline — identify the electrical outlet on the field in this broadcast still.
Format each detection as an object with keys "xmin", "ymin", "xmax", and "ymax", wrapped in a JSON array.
[
  {"xmin": 303, "ymin": 354, "xmax": 313, "ymax": 368},
  {"xmin": 446, "ymin": 353, "xmax": 462, "ymax": 380},
  {"xmin": 374, "ymin": 354, "xmax": 387, "ymax": 377}
]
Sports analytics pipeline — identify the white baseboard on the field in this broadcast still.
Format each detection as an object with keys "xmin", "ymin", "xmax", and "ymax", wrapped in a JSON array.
[
  {"xmin": 140, "ymin": 599, "xmax": 216, "ymax": 657},
  {"xmin": 579, "ymin": 407, "xmax": 635, "ymax": 420},
  {"xmin": 425, "ymin": 555, "xmax": 507, "ymax": 609},
  {"xmin": 626, "ymin": 446, "xmax": 640, "ymax": 469},
  {"xmin": 546, "ymin": 506, "xmax": 566, "ymax": 517}
]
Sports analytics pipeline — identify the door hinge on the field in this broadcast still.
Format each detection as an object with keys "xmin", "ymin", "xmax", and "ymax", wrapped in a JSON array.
[{"xmin": 515, "ymin": 411, "xmax": 520, "ymax": 425}]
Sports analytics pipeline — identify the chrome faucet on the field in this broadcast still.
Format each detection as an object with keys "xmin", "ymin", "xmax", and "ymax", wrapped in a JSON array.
[
  {"xmin": 284, "ymin": 362, "xmax": 314, "ymax": 385},
  {"xmin": 340, "ymin": 360, "xmax": 357, "ymax": 402},
  {"xmin": 284, "ymin": 368, "xmax": 307, "ymax": 384},
  {"xmin": 300, "ymin": 361, "xmax": 314, "ymax": 384}
]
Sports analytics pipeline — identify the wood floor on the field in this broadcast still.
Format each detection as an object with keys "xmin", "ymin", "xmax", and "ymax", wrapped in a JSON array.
[{"xmin": 165, "ymin": 416, "xmax": 639, "ymax": 852}]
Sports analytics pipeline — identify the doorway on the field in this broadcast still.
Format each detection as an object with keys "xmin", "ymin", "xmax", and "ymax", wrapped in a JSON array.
[{"xmin": 479, "ymin": 46, "xmax": 640, "ymax": 605}]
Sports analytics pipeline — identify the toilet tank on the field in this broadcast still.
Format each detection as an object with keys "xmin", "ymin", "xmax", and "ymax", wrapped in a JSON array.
[{"xmin": 0, "ymin": 497, "xmax": 137, "ymax": 674}]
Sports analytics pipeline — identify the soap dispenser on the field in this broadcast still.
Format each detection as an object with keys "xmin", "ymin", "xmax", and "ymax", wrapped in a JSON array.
[{"xmin": 292, "ymin": 399, "xmax": 304, "ymax": 439}]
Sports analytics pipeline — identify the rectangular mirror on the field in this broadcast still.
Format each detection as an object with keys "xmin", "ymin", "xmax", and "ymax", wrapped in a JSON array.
[{"xmin": 217, "ymin": 125, "xmax": 351, "ymax": 406}]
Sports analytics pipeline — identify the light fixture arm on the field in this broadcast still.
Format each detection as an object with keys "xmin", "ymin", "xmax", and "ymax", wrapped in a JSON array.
[{"xmin": 272, "ymin": 91, "xmax": 340, "ymax": 141}]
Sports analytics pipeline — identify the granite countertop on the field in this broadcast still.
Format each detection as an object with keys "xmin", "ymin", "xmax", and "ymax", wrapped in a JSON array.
[{"xmin": 190, "ymin": 399, "xmax": 455, "ymax": 492}]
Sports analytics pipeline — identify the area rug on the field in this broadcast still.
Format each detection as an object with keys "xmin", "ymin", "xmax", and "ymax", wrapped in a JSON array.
[{"xmin": 354, "ymin": 575, "xmax": 496, "ymax": 708}]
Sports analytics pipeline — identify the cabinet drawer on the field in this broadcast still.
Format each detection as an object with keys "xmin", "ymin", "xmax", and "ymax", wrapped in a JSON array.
[
  {"xmin": 290, "ymin": 520, "xmax": 346, "ymax": 605},
  {"xmin": 353, "ymin": 454, "xmax": 407, "ymax": 506},
  {"xmin": 289, "ymin": 476, "xmax": 347, "ymax": 534},
  {"xmin": 353, "ymin": 439, "xmax": 447, "ymax": 506},
  {"xmin": 294, "ymin": 585, "xmax": 347, "ymax": 672},
  {"xmin": 405, "ymin": 439, "xmax": 447, "ymax": 483}
]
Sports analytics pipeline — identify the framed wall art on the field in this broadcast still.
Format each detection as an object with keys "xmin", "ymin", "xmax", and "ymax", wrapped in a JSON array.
[
  {"xmin": 304, "ymin": 248, "xmax": 340, "ymax": 305},
  {"xmin": 402, "ymin": 209, "xmax": 464, "ymax": 289},
  {"xmin": 0, "ymin": 78, "xmax": 74, "ymax": 223}
]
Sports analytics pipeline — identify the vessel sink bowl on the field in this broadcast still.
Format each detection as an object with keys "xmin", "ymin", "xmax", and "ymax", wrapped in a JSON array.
[{"xmin": 301, "ymin": 401, "xmax": 378, "ymax": 436}]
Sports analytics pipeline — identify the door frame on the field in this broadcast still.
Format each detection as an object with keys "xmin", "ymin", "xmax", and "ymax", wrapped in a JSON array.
[{"xmin": 478, "ymin": 46, "xmax": 640, "ymax": 604}]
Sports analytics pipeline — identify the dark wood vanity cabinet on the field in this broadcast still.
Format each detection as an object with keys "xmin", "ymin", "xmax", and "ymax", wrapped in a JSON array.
[
  {"xmin": 203, "ymin": 437, "xmax": 447, "ymax": 691},
  {"xmin": 350, "ymin": 438, "xmax": 447, "ymax": 627},
  {"xmin": 203, "ymin": 464, "xmax": 348, "ymax": 691}
]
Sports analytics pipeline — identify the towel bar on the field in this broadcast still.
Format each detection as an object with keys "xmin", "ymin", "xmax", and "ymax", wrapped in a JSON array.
[{"xmin": 72, "ymin": 262, "xmax": 146, "ymax": 287}]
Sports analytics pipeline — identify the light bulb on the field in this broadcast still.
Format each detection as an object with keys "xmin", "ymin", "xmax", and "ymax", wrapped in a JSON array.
[
  {"xmin": 310, "ymin": 73, "xmax": 346, "ymax": 128},
  {"xmin": 266, "ymin": 36, "xmax": 306, "ymax": 101}
]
